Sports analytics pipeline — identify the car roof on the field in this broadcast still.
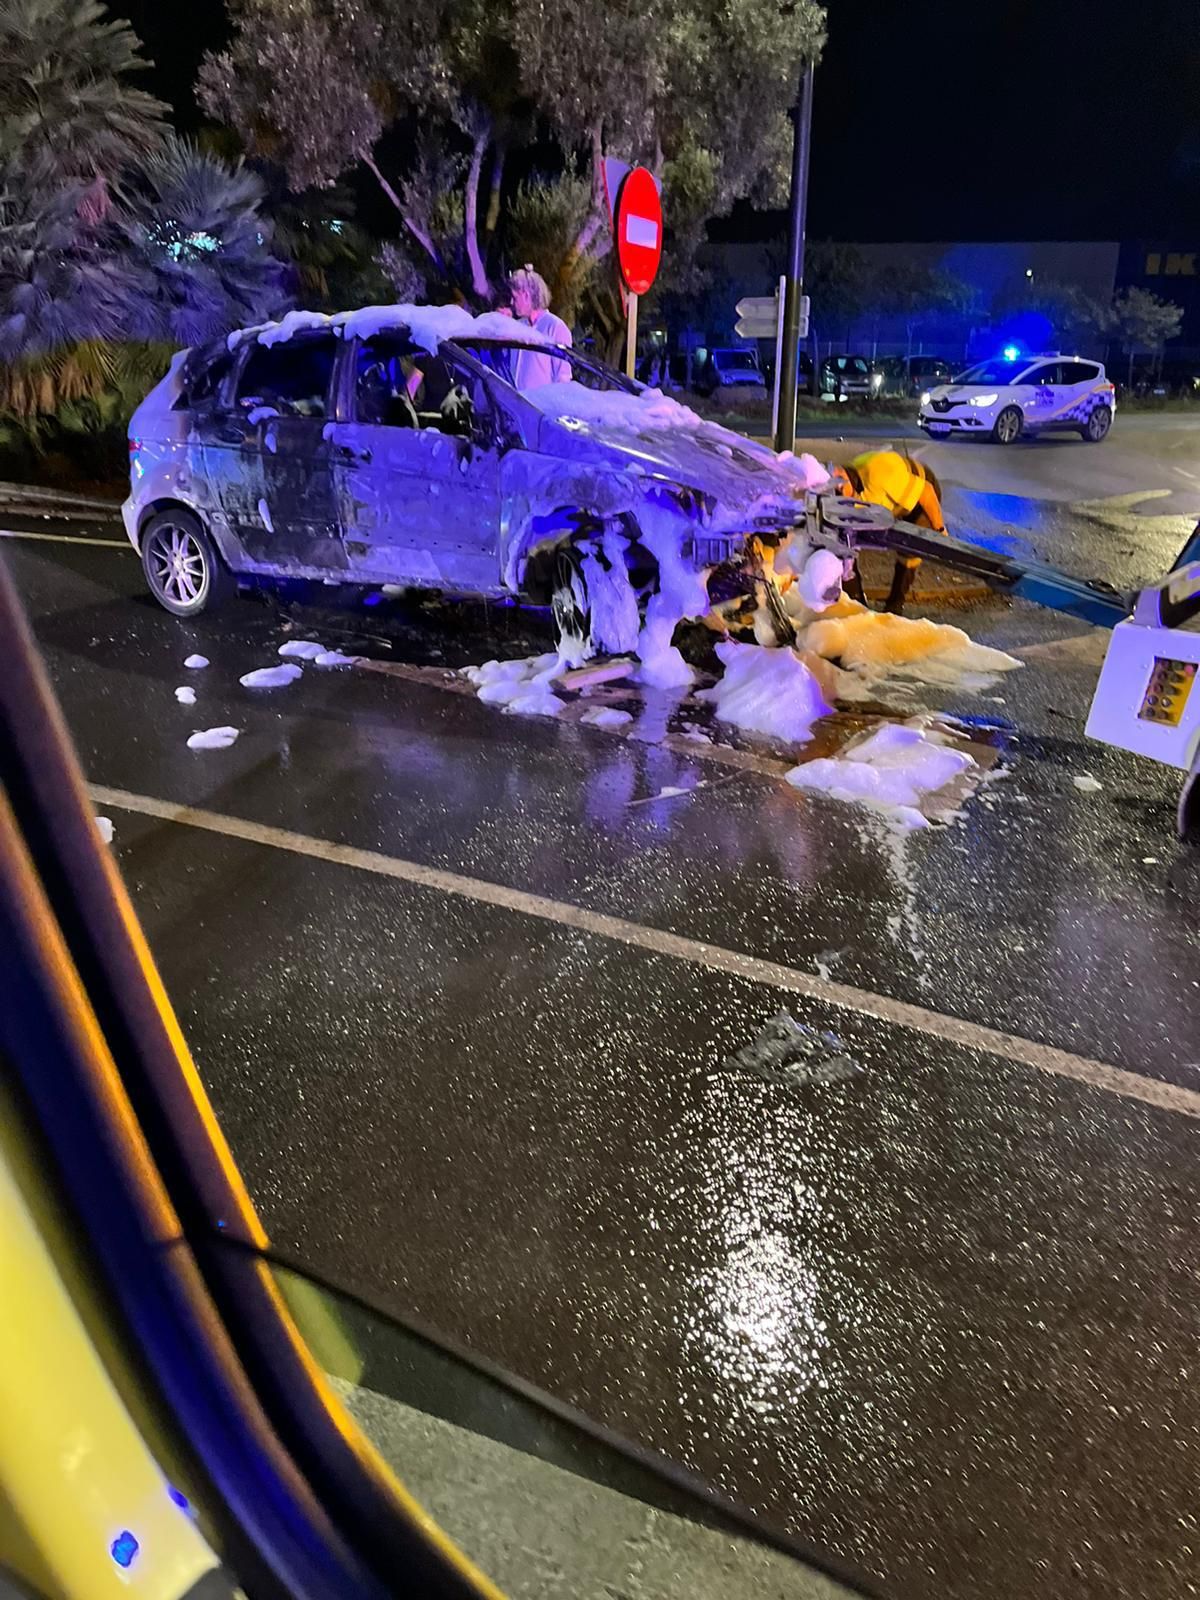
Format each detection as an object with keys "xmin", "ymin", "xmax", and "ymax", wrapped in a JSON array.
[{"xmin": 224, "ymin": 303, "xmax": 554, "ymax": 360}]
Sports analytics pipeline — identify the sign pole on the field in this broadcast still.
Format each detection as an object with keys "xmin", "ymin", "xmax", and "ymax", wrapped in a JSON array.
[
  {"xmin": 770, "ymin": 274, "xmax": 786, "ymax": 440},
  {"xmin": 625, "ymin": 291, "xmax": 639, "ymax": 380},
  {"xmin": 774, "ymin": 60, "xmax": 814, "ymax": 454}
]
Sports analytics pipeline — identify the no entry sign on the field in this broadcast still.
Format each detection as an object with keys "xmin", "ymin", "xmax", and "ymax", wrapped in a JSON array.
[{"xmin": 614, "ymin": 166, "xmax": 663, "ymax": 296}]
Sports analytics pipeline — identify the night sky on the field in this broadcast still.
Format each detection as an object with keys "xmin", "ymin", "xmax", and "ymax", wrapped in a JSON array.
[{"xmin": 112, "ymin": 0, "xmax": 1200, "ymax": 243}]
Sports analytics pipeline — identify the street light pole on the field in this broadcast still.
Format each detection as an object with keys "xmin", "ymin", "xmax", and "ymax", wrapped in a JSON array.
[{"xmin": 774, "ymin": 60, "xmax": 814, "ymax": 455}]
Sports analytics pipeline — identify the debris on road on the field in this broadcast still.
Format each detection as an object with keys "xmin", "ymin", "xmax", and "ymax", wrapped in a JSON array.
[
  {"xmin": 699, "ymin": 638, "xmax": 831, "ymax": 742},
  {"xmin": 724, "ymin": 1011, "xmax": 862, "ymax": 1086},
  {"xmin": 785, "ymin": 721, "xmax": 975, "ymax": 831},
  {"xmin": 95, "ymin": 816, "xmax": 114, "ymax": 843},
  {"xmin": 313, "ymin": 649, "xmax": 361, "ymax": 667},
  {"xmin": 279, "ymin": 639, "xmax": 326, "ymax": 659},
  {"xmin": 240, "ymin": 663, "xmax": 303, "ymax": 689},
  {"xmin": 579, "ymin": 705, "xmax": 633, "ymax": 728},
  {"xmin": 1073, "ymin": 774, "xmax": 1103, "ymax": 793},
  {"xmin": 183, "ymin": 653, "xmax": 208, "ymax": 669},
  {"xmin": 175, "ymin": 685, "xmax": 196, "ymax": 705},
  {"xmin": 187, "ymin": 726, "xmax": 240, "ymax": 750},
  {"xmin": 463, "ymin": 654, "xmax": 567, "ymax": 717},
  {"xmin": 793, "ymin": 596, "xmax": 1022, "ymax": 692}
]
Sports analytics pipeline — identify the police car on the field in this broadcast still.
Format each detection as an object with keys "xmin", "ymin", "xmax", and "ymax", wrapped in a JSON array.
[{"xmin": 918, "ymin": 353, "xmax": 1116, "ymax": 445}]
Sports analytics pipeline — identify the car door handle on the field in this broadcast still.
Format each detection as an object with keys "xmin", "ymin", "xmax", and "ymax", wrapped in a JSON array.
[
  {"xmin": 335, "ymin": 443, "xmax": 372, "ymax": 464},
  {"xmin": 216, "ymin": 425, "xmax": 249, "ymax": 445}
]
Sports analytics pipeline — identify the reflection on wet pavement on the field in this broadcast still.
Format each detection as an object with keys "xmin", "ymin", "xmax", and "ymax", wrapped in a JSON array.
[{"xmin": 7, "ymin": 498, "xmax": 1200, "ymax": 1600}]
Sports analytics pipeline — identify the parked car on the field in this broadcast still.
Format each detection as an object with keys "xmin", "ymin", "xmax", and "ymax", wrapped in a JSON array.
[
  {"xmin": 124, "ymin": 305, "xmax": 814, "ymax": 655},
  {"xmin": 918, "ymin": 353, "xmax": 1115, "ymax": 444},
  {"xmin": 695, "ymin": 347, "xmax": 767, "ymax": 397},
  {"xmin": 819, "ymin": 355, "xmax": 875, "ymax": 401},
  {"xmin": 877, "ymin": 355, "xmax": 955, "ymax": 398}
]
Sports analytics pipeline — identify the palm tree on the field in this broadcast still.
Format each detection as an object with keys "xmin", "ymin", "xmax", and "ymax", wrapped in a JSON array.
[
  {"xmin": 0, "ymin": 166, "xmax": 150, "ymax": 369},
  {"xmin": 127, "ymin": 136, "xmax": 291, "ymax": 346},
  {"xmin": 0, "ymin": 0, "xmax": 168, "ymax": 190}
]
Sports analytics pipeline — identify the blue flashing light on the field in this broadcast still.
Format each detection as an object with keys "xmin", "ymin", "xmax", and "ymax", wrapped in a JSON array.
[
  {"xmin": 167, "ymin": 1486, "xmax": 190, "ymax": 1510},
  {"xmin": 110, "ymin": 1531, "xmax": 139, "ymax": 1569},
  {"xmin": 1003, "ymin": 345, "xmax": 1020, "ymax": 361}
]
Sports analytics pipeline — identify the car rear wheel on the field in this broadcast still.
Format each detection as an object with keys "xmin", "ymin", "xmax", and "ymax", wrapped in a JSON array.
[
  {"xmin": 992, "ymin": 406, "xmax": 1023, "ymax": 446},
  {"xmin": 1082, "ymin": 404, "xmax": 1113, "ymax": 443},
  {"xmin": 141, "ymin": 509, "xmax": 234, "ymax": 617}
]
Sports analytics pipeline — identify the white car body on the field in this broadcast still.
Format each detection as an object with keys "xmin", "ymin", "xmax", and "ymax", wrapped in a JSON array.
[{"xmin": 918, "ymin": 354, "xmax": 1116, "ymax": 443}]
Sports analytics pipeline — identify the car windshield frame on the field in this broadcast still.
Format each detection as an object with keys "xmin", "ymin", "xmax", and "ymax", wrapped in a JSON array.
[
  {"xmin": 446, "ymin": 338, "xmax": 639, "ymax": 398},
  {"xmin": 953, "ymin": 358, "xmax": 1037, "ymax": 386}
]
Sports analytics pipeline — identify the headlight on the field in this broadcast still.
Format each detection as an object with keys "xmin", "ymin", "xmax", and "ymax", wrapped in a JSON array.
[
  {"xmin": 968, "ymin": 393, "xmax": 998, "ymax": 407},
  {"xmin": 919, "ymin": 391, "xmax": 932, "ymax": 406}
]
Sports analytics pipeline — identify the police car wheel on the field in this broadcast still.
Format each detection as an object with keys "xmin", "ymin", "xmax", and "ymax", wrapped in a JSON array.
[
  {"xmin": 1082, "ymin": 404, "xmax": 1113, "ymax": 443},
  {"xmin": 992, "ymin": 406, "xmax": 1023, "ymax": 446}
]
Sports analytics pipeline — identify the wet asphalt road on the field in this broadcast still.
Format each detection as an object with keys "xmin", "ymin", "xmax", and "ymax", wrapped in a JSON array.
[{"xmin": 4, "ymin": 424, "xmax": 1200, "ymax": 1600}]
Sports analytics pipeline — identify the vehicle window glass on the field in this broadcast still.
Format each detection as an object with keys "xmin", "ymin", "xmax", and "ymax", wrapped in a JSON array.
[
  {"xmin": 1026, "ymin": 363, "xmax": 1061, "ymax": 386},
  {"xmin": 715, "ymin": 351, "xmax": 758, "ymax": 373},
  {"xmin": 236, "ymin": 336, "xmax": 337, "ymax": 419},
  {"xmin": 180, "ymin": 349, "xmax": 233, "ymax": 409},
  {"xmin": 270, "ymin": 1260, "xmax": 868, "ymax": 1600},
  {"xmin": 355, "ymin": 335, "xmax": 488, "ymax": 439},
  {"xmin": 455, "ymin": 341, "xmax": 633, "ymax": 396},
  {"xmin": 1061, "ymin": 362, "xmax": 1099, "ymax": 384},
  {"xmin": 956, "ymin": 358, "xmax": 1030, "ymax": 385}
]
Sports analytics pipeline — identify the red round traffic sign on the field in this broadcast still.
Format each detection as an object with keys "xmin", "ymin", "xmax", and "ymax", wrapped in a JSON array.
[{"xmin": 614, "ymin": 167, "xmax": 663, "ymax": 296}]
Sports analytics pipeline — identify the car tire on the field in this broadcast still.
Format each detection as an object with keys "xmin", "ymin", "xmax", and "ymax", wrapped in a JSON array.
[
  {"xmin": 550, "ymin": 544, "xmax": 592, "ymax": 664},
  {"xmin": 1081, "ymin": 404, "xmax": 1113, "ymax": 443},
  {"xmin": 141, "ymin": 509, "xmax": 234, "ymax": 617},
  {"xmin": 1179, "ymin": 750, "xmax": 1200, "ymax": 844},
  {"xmin": 992, "ymin": 406, "xmax": 1023, "ymax": 445}
]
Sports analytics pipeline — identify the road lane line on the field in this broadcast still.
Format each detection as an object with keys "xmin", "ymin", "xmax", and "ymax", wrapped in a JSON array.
[
  {"xmin": 0, "ymin": 527, "xmax": 131, "ymax": 550},
  {"xmin": 88, "ymin": 782, "xmax": 1200, "ymax": 1122}
]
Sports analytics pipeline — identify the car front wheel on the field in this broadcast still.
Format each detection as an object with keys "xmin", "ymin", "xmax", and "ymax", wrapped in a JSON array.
[
  {"xmin": 992, "ymin": 406, "xmax": 1023, "ymax": 445},
  {"xmin": 1082, "ymin": 404, "xmax": 1113, "ymax": 443},
  {"xmin": 141, "ymin": 509, "xmax": 234, "ymax": 617}
]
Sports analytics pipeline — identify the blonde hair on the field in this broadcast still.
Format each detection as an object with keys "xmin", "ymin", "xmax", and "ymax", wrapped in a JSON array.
[{"xmin": 507, "ymin": 264, "xmax": 551, "ymax": 312}]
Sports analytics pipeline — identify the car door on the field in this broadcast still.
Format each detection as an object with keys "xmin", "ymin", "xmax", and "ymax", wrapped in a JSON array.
[
  {"xmin": 206, "ymin": 333, "xmax": 347, "ymax": 574},
  {"xmin": 328, "ymin": 333, "xmax": 504, "ymax": 593},
  {"xmin": 1021, "ymin": 361, "xmax": 1066, "ymax": 427},
  {"xmin": 1054, "ymin": 360, "xmax": 1105, "ymax": 423}
]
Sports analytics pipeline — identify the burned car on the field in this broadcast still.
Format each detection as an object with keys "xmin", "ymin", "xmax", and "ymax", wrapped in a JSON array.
[{"xmin": 125, "ymin": 304, "xmax": 824, "ymax": 672}]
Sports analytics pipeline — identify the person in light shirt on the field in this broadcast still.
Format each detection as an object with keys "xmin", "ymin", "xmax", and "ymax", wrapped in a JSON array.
[{"xmin": 507, "ymin": 265, "xmax": 572, "ymax": 389}]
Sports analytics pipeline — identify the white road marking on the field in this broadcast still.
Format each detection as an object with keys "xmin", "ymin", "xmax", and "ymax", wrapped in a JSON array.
[
  {"xmin": 0, "ymin": 527, "xmax": 131, "ymax": 550},
  {"xmin": 89, "ymin": 781, "xmax": 1200, "ymax": 1122},
  {"xmin": 1173, "ymin": 466, "xmax": 1198, "ymax": 482}
]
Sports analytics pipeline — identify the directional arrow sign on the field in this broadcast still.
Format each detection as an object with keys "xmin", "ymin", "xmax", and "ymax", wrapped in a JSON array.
[
  {"xmin": 735, "ymin": 295, "xmax": 777, "ymax": 319},
  {"xmin": 735, "ymin": 313, "xmax": 777, "ymax": 338},
  {"xmin": 735, "ymin": 293, "xmax": 777, "ymax": 338}
]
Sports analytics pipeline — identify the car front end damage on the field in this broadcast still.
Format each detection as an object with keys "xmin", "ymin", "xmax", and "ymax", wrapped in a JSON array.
[{"xmin": 496, "ymin": 384, "xmax": 824, "ymax": 670}]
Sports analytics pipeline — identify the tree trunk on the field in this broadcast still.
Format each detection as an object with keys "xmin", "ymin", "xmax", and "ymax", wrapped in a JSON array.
[
  {"xmin": 554, "ymin": 123, "xmax": 608, "ymax": 312},
  {"xmin": 483, "ymin": 141, "xmax": 506, "ymax": 242},
  {"xmin": 1127, "ymin": 345, "xmax": 1135, "ymax": 389},
  {"xmin": 464, "ymin": 128, "xmax": 491, "ymax": 302},
  {"xmin": 362, "ymin": 152, "xmax": 445, "ymax": 277}
]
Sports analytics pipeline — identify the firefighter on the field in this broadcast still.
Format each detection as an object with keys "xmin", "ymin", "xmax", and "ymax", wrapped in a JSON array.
[{"xmin": 832, "ymin": 450, "xmax": 946, "ymax": 612}]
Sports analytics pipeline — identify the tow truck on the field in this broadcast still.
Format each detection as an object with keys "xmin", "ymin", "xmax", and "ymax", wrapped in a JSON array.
[{"xmin": 800, "ymin": 495, "xmax": 1200, "ymax": 842}]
